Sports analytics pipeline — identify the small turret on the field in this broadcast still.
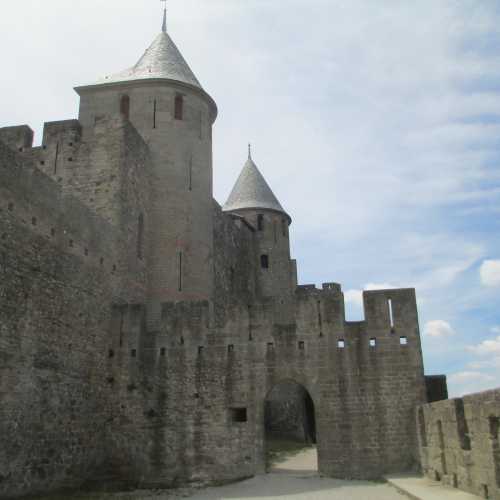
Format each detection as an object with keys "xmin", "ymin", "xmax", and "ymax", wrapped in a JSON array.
[{"xmin": 223, "ymin": 148, "xmax": 296, "ymax": 297}]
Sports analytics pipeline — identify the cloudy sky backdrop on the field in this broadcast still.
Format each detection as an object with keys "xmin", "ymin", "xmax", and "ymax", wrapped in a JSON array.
[{"xmin": 1, "ymin": 0, "xmax": 499, "ymax": 397}]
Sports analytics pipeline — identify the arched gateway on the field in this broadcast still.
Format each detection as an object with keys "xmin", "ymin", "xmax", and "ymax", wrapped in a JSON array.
[{"xmin": 265, "ymin": 380, "xmax": 318, "ymax": 472}]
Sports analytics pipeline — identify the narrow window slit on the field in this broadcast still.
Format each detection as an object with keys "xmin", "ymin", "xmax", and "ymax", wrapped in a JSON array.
[
  {"xmin": 54, "ymin": 142, "xmax": 59, "ymax": 175},
  {"xmin": 418, "ymin": 407, "xmax": 427, "ymax": 446},
  {"xmin": 188, "ymin": 157, "xmax": 193, "ymax": 191},
  {"xmin": 137, "ymin": 214, "xmax": 144, "ymax": 260},
  {"xmin": 178, "ymin": 251, "xmax": 183, "ymax": 291},
  {"xmin": 388, "ymin": 298, "xmax": 395, "ymax": 332}
]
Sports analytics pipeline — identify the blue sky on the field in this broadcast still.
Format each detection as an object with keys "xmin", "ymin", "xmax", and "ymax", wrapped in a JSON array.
[{"xmin": 1, "ymin": 0, "xmax": 499, "ymax": 397}]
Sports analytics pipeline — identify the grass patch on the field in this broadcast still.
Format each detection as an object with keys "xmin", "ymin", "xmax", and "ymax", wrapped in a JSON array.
[{"xmin": 266, "ymin": 438, "xmax": 315, "ymax": 469}]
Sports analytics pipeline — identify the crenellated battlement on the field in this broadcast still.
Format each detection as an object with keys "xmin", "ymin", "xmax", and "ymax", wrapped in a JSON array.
[{"xmin": 0, "ymin": 124, "xmax": 34, "ymax": 152}]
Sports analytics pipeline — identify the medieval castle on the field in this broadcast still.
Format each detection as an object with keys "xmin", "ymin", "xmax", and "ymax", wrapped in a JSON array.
[{"xmin": 1, "ymin": 10, "xmax": 499, "ymax": 500}]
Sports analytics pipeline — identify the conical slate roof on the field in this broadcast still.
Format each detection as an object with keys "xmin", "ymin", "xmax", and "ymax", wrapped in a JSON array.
[
  {"xmin": 223, "ymin": 155, "xmax": 290, "ymax": 221},
  {"xmin": 92, "ymin": 31, "xmax": 202, "ymax": 89}
]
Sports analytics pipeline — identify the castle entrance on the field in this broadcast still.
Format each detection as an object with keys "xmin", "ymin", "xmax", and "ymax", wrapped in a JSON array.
[{"xmin": 264, "ymin": 381, "xmax": 318, "ymax": 473}]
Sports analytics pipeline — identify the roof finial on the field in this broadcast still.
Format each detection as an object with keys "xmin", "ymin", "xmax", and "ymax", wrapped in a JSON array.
[
  {"xmin": 161, "ymin": 0, "xmax": 167, "ymax": 33},
  {"xmin": 248, "ymin": 143, "xmax": 252, "ymax": 160}
]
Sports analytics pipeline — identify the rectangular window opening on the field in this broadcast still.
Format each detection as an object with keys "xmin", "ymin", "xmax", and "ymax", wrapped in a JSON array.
[
  {"xmin": 298, "ymin": 341, "xmax": 305, "ymax": 350},
  {"xmin": 198, "ymin": 346, "xmax": 204, "ymax": 355},
  {"xmin": 160, "ymin": 347, "xmax": 166, "ymax": 357},
  {"xmin": 369, "ymin": 338, "xmax": 377, "ymax": 348},
  {"xmin": 174, "ymin": 94, "xmax": 184, "ymax": 120},
  {"xmin": 490, "ymin": 416, "xmax": 500, "ymax": 440},
  {"xmin": 228, "ymin": 344, "xmax": 234, "ymax": 353},
  {"xmin": 261, "ymin": 254, "xmax": 269, "ymax": 269},
  {"xmin": 338, "ymin": 339, "xmax": 345, "ymax": 349},
  {"xmin": 120, "ymin": 95, "xmax": 130, "ymax": 120},
  {"xmin": 153, "ymin": 99, "xmax": 157, "ymax": 129},
  {"xmin": 267, "ymin": 342, "xmax": 274, "ymax": 350},
  {"xmin": 400, "ymin": 336, "xmax": 408, "ymax": 346},
  {"xmin": 257, "ymin": 214, "xmax": 264, "ymax": 231},
  {"xmin": 231, "ymin": 407, "xmax": 247, "ymax": 423},
  {"xmin": 131, "ymin": 349, "xmax": 137, "ymax": 358}
]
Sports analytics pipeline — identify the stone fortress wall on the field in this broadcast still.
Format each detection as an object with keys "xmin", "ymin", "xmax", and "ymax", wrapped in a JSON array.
[
  {"xmin": 0, "ymin": 132, "xmax": 427, "ymax": 495},
  {"xmin": 417, "ymin": 389, "xmax": 500, "ymax": 499},
  {"xmin": 0, "ymin": 118, "xmax": 153, "ymax": 498},
  {"xmin": 0, "ymin": 18, "xmax": 470, "ymax": 500}
]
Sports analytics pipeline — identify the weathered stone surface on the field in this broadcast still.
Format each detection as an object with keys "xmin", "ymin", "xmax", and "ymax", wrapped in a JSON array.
[
  {"xmin": 0, "ymin": 25, "xmax": 432, "ymax": 500},
  {"xmin": 417, "ymin": 389, "xmax": 500, "ymax": 499}
]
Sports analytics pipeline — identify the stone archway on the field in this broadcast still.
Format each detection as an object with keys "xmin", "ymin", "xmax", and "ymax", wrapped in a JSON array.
[{"xmin": 264, "ymin": 380, "xmax": 318, "ymax": 473}]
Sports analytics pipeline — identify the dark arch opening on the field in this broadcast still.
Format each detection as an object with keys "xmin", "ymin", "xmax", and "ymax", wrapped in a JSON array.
[{"xmin": 264, "ymin": 380, "xmax": 317, "ymax": 473}]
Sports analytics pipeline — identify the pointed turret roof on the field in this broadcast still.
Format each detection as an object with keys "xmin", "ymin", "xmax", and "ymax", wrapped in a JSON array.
[
  {"xmin": 223, "ymin": 152, "xmax": 291, "ymax": 222},
  {"xmin": 88, "ymin": 31, "xmax": 202, "ymax": 89}
]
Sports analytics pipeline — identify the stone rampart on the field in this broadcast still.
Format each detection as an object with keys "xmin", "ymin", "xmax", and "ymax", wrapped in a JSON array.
[{"xmin": 417, "ymin": 389, "xmax": 500, "ymax": 499}]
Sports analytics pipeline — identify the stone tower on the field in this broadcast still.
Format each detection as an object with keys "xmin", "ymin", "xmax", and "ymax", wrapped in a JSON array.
[
  {"xmin": 75, "ymin": 15, "xmax": 218, "ymax": 323},
  {"xmin": 223, "ymin": 150, "xmax": 297, "ymax": 297}
]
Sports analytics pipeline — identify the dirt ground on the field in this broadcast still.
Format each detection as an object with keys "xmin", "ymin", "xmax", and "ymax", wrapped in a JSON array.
[{"xmin": 34, "ymin": 446, "xmax": 408, "ymax": 500}]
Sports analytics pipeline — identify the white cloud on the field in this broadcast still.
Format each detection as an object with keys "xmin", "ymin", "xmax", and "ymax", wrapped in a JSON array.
[
  {"xmin": 365, "ymin": 283, "xmax": 398, "ymax": 291},
  {"xmin": 466, "ymin": 358, "xmax": 500, "ymax": 370},
  {"xmin": 480, "ymin": 260, "xmax": 500, "ymax": 287},
  {"xmin": 448, "ymin": 370, "xmax": 498, "ymax": 397},
  {"xmin": 424, "ymin": 320, "xmax": 456, "ymax": 338},
  {"xmin": 344, "ymin": 289, "xmax": 363, "ymax": 307},
  {"xmin": 344, "ymin": 283, "xmax": 398, "ymax": 307},
  {"xmin": 467, "ymin": 336, "xmax": 500, "ymax": 356},
  {"xmin": 448, "ymin": 371, "xmax": 495, "ymax": 384}
]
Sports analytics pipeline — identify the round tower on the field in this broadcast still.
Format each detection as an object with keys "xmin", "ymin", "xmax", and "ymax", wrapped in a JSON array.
[
  {"xmin": 75, "ymin": 13, "xmax": 217, "ymax": 324},
  {"xmin": 223, "ymin": 148, "xmax": 296, "ymax": 298}
]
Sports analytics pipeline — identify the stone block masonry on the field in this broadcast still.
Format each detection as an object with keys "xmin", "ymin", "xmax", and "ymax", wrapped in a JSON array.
[
  {"xmin": 0, "ymin": 19, "xmax": 442, "ymax": 499},
  {"xmin": 417, "ymin": 389, "xmax": 500, "ymax": 499}
]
